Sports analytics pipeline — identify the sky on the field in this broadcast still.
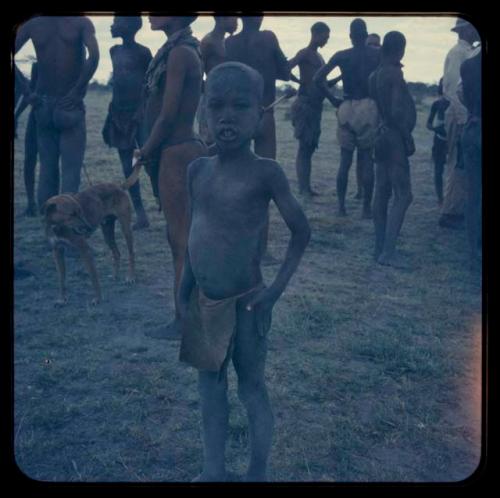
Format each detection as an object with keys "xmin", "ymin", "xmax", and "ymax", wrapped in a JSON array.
[{"xmin": 14, "ymin": 14, "xmax": 462, "ymax": 85}]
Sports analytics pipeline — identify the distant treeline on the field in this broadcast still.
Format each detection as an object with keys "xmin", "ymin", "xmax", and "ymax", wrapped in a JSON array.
[{"xmin": 88, "ymin": 79, "xmax": 440, "ymax": 103}]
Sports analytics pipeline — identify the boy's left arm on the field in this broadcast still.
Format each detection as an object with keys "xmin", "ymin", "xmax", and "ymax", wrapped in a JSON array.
[{"xmin": 246, "ymin": 164, "xmax": 311, "ymax": 336}]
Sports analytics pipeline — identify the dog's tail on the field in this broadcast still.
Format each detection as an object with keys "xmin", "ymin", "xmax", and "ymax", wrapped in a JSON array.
[{"xmin": 122, "ymin": 160, "xmax": 143, "ymax": 190}]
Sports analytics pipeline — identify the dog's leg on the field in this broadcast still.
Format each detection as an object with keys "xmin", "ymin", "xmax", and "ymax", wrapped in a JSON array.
[
  {"xmin": 117, "ymin": 209, "xmax": 136, "ymax": 284},
  {"xmin": 68, "ymin": 234, "xmax": 102, "ymax": 305},
  {"xmin": 53, "ymin": 245, "xmax": 67, "ymax": 306},
  {"xmin": 101, "ymin": 218, "xmax": 121, "ymax": 280}
]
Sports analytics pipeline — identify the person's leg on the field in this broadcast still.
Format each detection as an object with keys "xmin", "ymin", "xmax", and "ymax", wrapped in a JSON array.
[
  {"xmin": 336, "ymin": 147, "xmax": 354, "ymax": 216},
  {"xmin": 233, "ymin": 296, "xmax": 274, "ymax": 482},
  {"xmin": 254, "ymin": 112, "xmax": 276, "ymax": 160},
  {"xmin": 118, "ymin": 147, "xmax": 149, "ymax": 229},
  {"xmin": 194, "ymin": 369, "xmax": 230, "ymax": 481},
  {"xmin": 354, "ymin": 154, "xmax": 363, "ymax": 199},
  {"xmin": 149, "ymin": 141, "xmax": 207, "ymax": 339},
  {"xmin": 372, "ymin": 161, "xmax": 392, "ymax": 261},
  {"xmin": 36, "ymin": 121, "xmax": 60, "ymax": 210},
  {"xmin": 59, "ymin": 114, "xmax": 86, "ymax": 194},
  {"xmin": 24, "ymin": 109, "xmax": 38, "ymax": 216},
  {"xmin": 358, "ymin": 147, "xmax": 374, "ymax": 219},
  {"xmin": 295, "ymin": 142, "xmax": 316, "ymax": 196},
  {"xmin": 378, "ymin": 137, "xmax": 413, "ymax": 266}
]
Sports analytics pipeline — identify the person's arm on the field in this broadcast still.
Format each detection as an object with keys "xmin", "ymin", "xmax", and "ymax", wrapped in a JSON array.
[
  {"xmin": 426, "ymin": 101, "xmax": 438, "ymax": 131},
  {"xmin": 246, "ymin": 162, "xmax": 311, "ymax": 336},
  {"xmin": 390, "ymin": 70, "xmax": 416, "ymax": 155},
  {"xmin": 287, "ymin": 50, "xmax": 303, "ymax": 84},
  {"xmin": 60, "ymin": 17, "xmax": 99, "ymax": 107},
  {"xmin": 313, "ymin": 53, "xmax": 342, "ymax": 107},
  {"xmin": 271, "ymin": 31, "xmax": 291, "ymax": 82},
  {"xmin": 138, "ymin": 45, "xmax": 190, "ymax": 160}
]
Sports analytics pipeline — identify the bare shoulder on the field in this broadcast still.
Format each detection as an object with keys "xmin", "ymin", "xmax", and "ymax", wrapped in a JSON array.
[
  {"xmin": 254, "ymin": 157, "xmax": 288, "ymax": 185},
  {"xmin": 169, "ymin": 44, "xmax": 200, "ymax": 66},
  {"xmin": 77, "ymin": 16, "xmax": 96, "ymax": 33},
  {"xmin": 188, "ymin": 156, "xmax": 212, "ymax": 182}
]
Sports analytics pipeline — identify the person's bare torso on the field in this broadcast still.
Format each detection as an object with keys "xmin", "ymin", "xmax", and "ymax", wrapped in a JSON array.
[
  {"xmin": 110, "ymin": 43, "xmax": 151, "ymax": 108},
  {"xmin": 201, "ymin": 32, "xmax": 225, "ymax": 75},
  {"xmin": 298, "ymin": 47, "xmax": 325, "ymax": 98},
  {"xmin": 226, "ymin": 31, "xmax": 280, "ymax": 106},
  {"xmin": 188, "ymin": 156, "xmax": 272, "ymax": 299},
  {"xmin": 145, "ymin": 45, "xmax": 203, "ymax": 145},
  {"xmin": 27, "ymin": 16, "xmax": 87, "ymax": 97}
]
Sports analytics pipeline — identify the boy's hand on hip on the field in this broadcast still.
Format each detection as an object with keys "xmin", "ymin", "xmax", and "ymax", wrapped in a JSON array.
[{"xmin": 246, "ymin": 288, "xmax": 278, "ymax": 337}]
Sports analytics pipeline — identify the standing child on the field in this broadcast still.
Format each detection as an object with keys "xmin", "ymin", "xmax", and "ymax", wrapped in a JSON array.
[
  {"xmin": 177, "ymin": 62, "xmax": 311, "ymax": 482},
  {"xmin": 102, "ymin": 16, "xmax": 152, "ymax": 229},
  {"xmin": 426, "ymin": 78, "xmax": 449, "ymax": 205}
]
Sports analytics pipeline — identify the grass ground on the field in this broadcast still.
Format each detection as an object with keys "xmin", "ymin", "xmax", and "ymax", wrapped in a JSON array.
[{"xmin": 13, "ymin": 90, "xmax": 482, "ymax": 482}]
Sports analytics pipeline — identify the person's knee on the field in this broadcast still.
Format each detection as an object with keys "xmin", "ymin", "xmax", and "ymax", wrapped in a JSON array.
[
  {"xmin": 237, "ymin": 377, "xmax": 266, "ymax": 407},
  {"xmin": 198, "ymin": 373, "xmax": 227, "ymax": 400}
]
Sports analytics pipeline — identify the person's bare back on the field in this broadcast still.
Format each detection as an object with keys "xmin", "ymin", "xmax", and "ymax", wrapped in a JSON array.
[{"xmin": 16, "ymin": 16, "xmax": 97, "ymax": 99}]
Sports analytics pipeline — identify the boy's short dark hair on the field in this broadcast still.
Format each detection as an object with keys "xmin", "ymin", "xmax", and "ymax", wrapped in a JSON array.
[
  {"xmin": 350, "ymin": 18, "xmax": 368, "ymax": 41},
  {"xmin": 382, "ymin": 31, "xmax": 406, "ymax": 56},
  {"xmin": 115, "ymin": 15, "xmax": 143, "ymax": 34},
  {"xmin": 206, "ymin": 62, "xmax": 264, "ymax": 103},
  {"xmin": 311, "ymin": 21, "xmax": 330, "ymax": 34}
]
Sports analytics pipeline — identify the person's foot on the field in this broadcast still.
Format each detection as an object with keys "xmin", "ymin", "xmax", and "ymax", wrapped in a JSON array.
[
  {"xmin": 133, "ymin": 211, "xmax": 150, "ymax": 230},
  {"xmin": 24, "ymin": 204, "xmax": 37, "ymax": 217},
  {"xmin": 145, "ymin": 319, "xmax": 182, "ymax": 340},
  {"xmin": 299, "ymin": 189, "xmax": 319, "ymax": 198},
  {"xmin": 354, "ymin": 190, "xmax": 363, "ymax": 200},
  {"xmin": 337, "ymin": 207, "xmax": 347, "ymax": 217},
  {"xmin": 377, "ymin": 252, "xmax": 412, "ymax": 270},
  {"xmin": 244, "ymin": 469, "xmax": 268, "ymax": 482}
]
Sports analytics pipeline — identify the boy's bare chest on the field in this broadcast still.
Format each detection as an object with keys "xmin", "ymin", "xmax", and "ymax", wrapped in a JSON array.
[
  {"xmin": 112, "ymin": 48, "xmax": 144, "ymax": 75},
  {"xmin": 31, "ymin": 19, "xmax": 81, "ymax": 49}
]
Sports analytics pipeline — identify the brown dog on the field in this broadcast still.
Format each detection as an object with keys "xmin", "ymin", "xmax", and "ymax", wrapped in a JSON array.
[{"xmin": 42, "ymin": 183, "xmax": 136, "ymax": 305}]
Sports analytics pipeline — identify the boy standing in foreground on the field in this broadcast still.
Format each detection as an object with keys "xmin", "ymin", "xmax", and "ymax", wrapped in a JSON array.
[{"xmin": 178, "ymin": 62, "xmax": 311, "ymax": 482}]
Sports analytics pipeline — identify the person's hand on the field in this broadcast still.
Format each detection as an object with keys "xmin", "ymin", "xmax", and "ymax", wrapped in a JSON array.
[
  {"xmin": 283, "ymin": 86, "xmax": 297, "ymax": 99},
  {"xmin": 245, "ymin": 287, "xmax": 278, "ymax": 337},
  {"xmin": 328, "ymin": 93, "xmax": 343, "ymax": 109},
  {"xmin": 58, "ymin": 89, "xmax": 81, "ymax": 110},
  {"xmin": 404, "ymin": 134, "xmax": 416, "ymax": 157},
  {"xmin": 133, "ymin": 149, "xmax": 146, "ymax": 165}
]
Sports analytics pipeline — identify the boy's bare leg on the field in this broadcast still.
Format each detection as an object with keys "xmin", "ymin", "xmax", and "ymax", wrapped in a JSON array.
[
  {"xmin": 336, "ymin": 147, "xmax": 354, "ymax": 216},
  {"xmin": 195, "ymin": 370, "xmax": 229, "ymax": 482},
  {"xmin": 59, "ymin": 116, "xmax": 86, "ymax": 194},
  {"xmin": 354, "ymin": 152, "xmax": 363, "ymax": 200},
  {"xmin": 118, "ymin": 148, "xmax": 149, "ymax": 230},
  {"xmin": 296, "ymin": 142, "xmax": 318, "ymax": 196},
  {"xmin": 233, "ymin": 298, "xmax": 275, "ymax": 482},
  {"xmin": 358, "ymin": 147, "xmax": 374, "ymax": 219},
  {"xmin": 377, "ymin": 142, "xmax": 413, "ymax": 266},
  {"xmin": 372, "ymin": 161, "xmax": 392, "ymax": 261}
]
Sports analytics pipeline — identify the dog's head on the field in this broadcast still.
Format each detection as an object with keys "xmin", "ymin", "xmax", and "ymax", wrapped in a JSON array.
[{"xmin": 41, "ymin": 196, "xmax": 92, "ymax": 241}]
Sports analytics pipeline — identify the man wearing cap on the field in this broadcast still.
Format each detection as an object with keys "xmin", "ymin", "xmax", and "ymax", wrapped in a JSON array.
[
  {"xmin": 439, "ymin": 17, "xmax": 480, "ymax": 229},
  {"xmin": 313, "ymin": 18, "xmax": 380, "ymax": 219}
]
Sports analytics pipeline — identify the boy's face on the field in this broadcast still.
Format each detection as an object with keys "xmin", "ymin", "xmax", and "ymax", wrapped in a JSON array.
[
  {"xmin": 206, "ymin": 78, "xmax": 262, "ymax": 151},
  {"xmin": 314, "ymin": 30, "xmax": 330, "ymax": 48},
  {"xmin": 111, "ymin": 17, "xmax": 133, "ymax": 38},
  {"xmin": 220, "ymin": 16, "xmax": 238, "ymax": 34}
]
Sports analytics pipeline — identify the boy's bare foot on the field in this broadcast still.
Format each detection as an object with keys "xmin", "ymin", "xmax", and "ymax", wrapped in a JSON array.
[
  {"xmin": 377, "ymin": 253, "xmax": 412, "ymax": 270},
  {"xmin": 361, "ymin": 208, "xmax": 372, "ymax": 220},
  {"xmin": 337, "ymin": 207, "xmax": 347, "ymax": 217},
  {"xmin": 133, "ymin": 215, "xmax": 150, "ymax": 230},
  {"xmin": 191, "ymin": 471, "xmax": 228, "ymax": 482},
  {"xmin": 25, "ymin": 204, "xmax": 37, "ymax": 217}
]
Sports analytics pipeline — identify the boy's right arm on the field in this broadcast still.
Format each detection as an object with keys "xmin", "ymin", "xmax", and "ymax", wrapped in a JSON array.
[
  {"xmin": 313, "ymin": 53, "xmax": 343, "ymax": 108},
  {"xmin": 427, "ymin": 101, "xmax": 437, "ymax": 131}
]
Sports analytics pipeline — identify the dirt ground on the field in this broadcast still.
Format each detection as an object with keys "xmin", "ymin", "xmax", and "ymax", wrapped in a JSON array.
[{"xmin": 13, "ymin": 89, "xmax": 482, "ymax": 482}]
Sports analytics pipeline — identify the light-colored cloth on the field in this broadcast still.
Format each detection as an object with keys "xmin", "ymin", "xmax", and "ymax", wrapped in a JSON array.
[
  {"xmin": 440, "ymin": 40, "xmax": 477, "ymax": 216},
  {"xmin": 179, "ymin": 283, "xmax": 263, "ymax": 372},
  {"xmin": 336, "ymin": 98, "xmax": 379, "ymax": 151},
  {"xmin": 442, "ymin": 39, "xmax": 473, "ymax": 126}
]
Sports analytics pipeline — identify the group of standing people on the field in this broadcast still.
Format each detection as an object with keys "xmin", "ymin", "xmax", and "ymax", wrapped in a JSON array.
[{"xmin": 14, "ymin": 14, "xmax": 482, "ymax": 482}]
